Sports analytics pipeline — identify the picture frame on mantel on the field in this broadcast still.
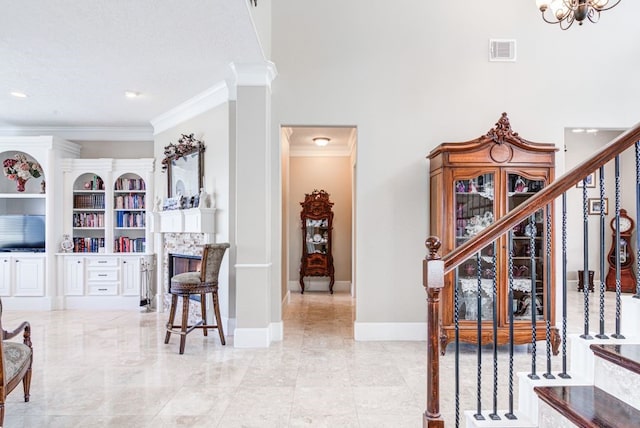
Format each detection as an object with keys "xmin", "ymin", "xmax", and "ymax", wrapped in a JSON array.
[{"xmin": 161, "ymin": 134, "xmax": 205, "ymax": 199}]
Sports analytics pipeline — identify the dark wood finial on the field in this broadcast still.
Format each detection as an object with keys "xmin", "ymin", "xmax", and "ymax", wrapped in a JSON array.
[
  {"xmin": 486, "ymin": 112, "xmax": 519, "ymax": 144},
  {"xmin": 425, "ymin": 236, "xmax": 441, "ymax": 260}
]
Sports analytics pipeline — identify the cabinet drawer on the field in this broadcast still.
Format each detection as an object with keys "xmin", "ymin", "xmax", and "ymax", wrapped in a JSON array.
[
  {"xmin": 88, "ymin": 283, "xmax": 118, "ymax": 295},
  {"xmin": 87, "ymin": 269, "xmax": 118, "ymax": 281},
  {"xmin": 88, "ymin": 258, "xmax": 118, "ymax": 267}
]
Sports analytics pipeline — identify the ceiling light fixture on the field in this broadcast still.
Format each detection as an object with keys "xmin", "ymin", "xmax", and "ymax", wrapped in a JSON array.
[
  {"xmin": 10, "ymin": 91, "xmax": 27, "ymax": 98},
  {"xmin": 572, "ymin": 128, "xmax": 585, "ymax": 133},
  {"xmin": 536, "ymin": 0, "xmax": 621, "ymax": 30},
  {"xmin": 125, "ymin": 91, "xmax": 141, "ymax": 98},
  {"xmin": 586, "ymin": 128, "xmax": 598, "ymax": 133},
  {"xmin": 313, "ymin": 137, "xmax": 330, "ymax": 147}
]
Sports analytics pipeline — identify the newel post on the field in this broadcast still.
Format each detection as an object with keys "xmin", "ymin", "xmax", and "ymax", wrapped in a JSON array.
[{"xmin": 423, "ymin": 236, "xmax": 445, "ymax": 428}]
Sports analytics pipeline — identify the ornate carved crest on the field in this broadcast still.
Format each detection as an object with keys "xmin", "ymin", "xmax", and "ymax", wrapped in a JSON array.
[
  {"xmin": 300, "ymin": 189, "xmax": 333, "ymax": 217},
  {"xmin": 161, "ymin": 133, "xmax": 205, "ymax": 172},
  {"xmin": 485, "ymin": 112, "xmax": 519, "ymax": 145}
]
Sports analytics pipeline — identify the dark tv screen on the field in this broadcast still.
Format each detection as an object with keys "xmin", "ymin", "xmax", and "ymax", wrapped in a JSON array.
[{"xmin": 0, "ymin": 215, "xmax": 46, "ymax": 250}]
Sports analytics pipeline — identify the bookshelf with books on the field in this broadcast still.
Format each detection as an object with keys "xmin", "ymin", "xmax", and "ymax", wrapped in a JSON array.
[
  {"xmin": 72, "ymin": 172, "xmax": 106, "ymax": 253},
  {"xmin": 58, "ymin": 158, "xmax": 154, "ymax": 309},
  {"xmin": 113, "ymin": 173, "xmax": 147, "ymax": 253}
]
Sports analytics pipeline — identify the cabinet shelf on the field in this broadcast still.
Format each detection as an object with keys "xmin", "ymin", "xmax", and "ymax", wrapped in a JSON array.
[{"xmin": 0, "ymin": 193, "xmax": 45, "ymax": 199}]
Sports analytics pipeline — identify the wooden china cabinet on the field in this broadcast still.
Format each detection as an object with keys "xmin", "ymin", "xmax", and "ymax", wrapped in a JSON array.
[
  {"xmin": 299, "ymin": 190, "xmax": 335, "ymax": 294},
  {"xmin": 428, "ymin": 113, "xmax": 560, "ymax": 354}
]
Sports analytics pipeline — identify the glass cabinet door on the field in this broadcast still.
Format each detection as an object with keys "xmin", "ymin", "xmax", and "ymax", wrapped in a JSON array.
[
  {"xmin": 454, "ymin": 172, "xmax": 495, "ymax": 321},
  {"xmin": 507, "ymin": 174, "xmax": 546, "ymax": 321},
  {"xmin": 305, "ymin": 217, "xmax": 329, "ymax": 255}
]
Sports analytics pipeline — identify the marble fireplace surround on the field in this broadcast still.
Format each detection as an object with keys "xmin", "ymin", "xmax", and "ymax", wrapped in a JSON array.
[
  {"xmin": 161, "ymin": 232, "xmax": 208, "ymax": 325},
  {"xmin": 152, "ymin": 207, "xmax": 216, "ymax": 326}
]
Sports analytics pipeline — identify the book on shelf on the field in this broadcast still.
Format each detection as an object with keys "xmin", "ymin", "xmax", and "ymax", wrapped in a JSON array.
[
  {"xmin": 114, "ymin": 178, "xmax": 146, "ymax": 191},
  {"xmin": 114, "ymin": 236, "xmax": 146, "ymax": 253}
]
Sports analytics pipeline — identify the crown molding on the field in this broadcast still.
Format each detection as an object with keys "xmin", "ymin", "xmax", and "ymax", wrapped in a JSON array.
[
  {"xmin": 289, "ymin": 146, "xmax": 352, "ymax": 158},
  {"xmin": 0, "ymin": 126, "xmax": 153, "ymax": 141},
  {"xmin": 151, "ymin": 81, "xmax": 230, "ymax": 135},
  {"xmin": 230, "ymin": 61, "xmax": 278, "ymax": 89}
]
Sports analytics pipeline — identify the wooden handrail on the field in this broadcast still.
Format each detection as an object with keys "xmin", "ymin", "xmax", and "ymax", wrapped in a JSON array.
[{"xmin": 443, "ymin": 121, "xmax": 640, "ymax": 273}]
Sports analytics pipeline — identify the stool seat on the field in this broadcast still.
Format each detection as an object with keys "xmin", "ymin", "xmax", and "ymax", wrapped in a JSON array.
[{"xmin": 164, "ymin": 243, "xmax": 229, "ymax": 354}]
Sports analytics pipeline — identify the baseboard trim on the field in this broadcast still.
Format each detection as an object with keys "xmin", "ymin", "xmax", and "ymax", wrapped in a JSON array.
[
  {"xmin": 270, "ymin": 321, "xmax": 283, "ymax": 341},
  {"xmin": 354, "ymin": 321, "xmax": 427, "ymax": 341},
  {"xmin": 288, "ymin": 280, "xmax": 351, "ymax": 293},
  {"xmin": 1, "ymin": 297, "xmax": 54, "ymax": 311},
  {"xmin": 234, "ymin": 322, "xmax": 282, "ymax": 347}
]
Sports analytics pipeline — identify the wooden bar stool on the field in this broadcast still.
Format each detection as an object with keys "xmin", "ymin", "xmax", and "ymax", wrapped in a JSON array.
[{"xmin": 164, "ymin": 243, "xmax": 229, "ymax": 354}]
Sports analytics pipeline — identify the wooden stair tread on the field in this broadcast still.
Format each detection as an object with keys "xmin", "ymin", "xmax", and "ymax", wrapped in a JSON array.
[
  {"xmin": 534, "ymin": 385, "xmax": 640, "ymax": 428},
  {"xmin": 590, "ymin": 344, "xmax": 640, "ymax": 376}
]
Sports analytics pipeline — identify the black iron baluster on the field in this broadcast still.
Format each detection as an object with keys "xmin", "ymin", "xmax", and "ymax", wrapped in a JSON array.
[
  {"xmin": 489, "ymin": 241, "xmax": 500, "ymax": 420},
  {"xmin": 544, "ymin": 205, "xmax": 555, "ymax": 379},
  {"xmin": 505, "ymin": 231, "xmax": 518, "ymax": 419},
  {"xmin": 454, "ymin": 268, "xmax": 460, "ymax": 428},
  {"xmin": 596, "ymin": 166, "xmax": 608, "ymax": 339},
  {"xmin": 558, "ymin": 193, "xmax": 571, "ymax": 379},
  {"xmin": 528, "ymin": 214, "xmax": 539, "ymax": 380},
  {"xmin": 474, "ymin": 252, "xmax": 484, "ymax": 420},
  {"xmin": 580, "ymin": 178, "xmax": 593, "ymax": 340},
  {"xmin": 635, "ymin": 141, "xmax": 640, "ymax": 300},
  {"xmin": 612, "ymin": 156, "xmax": 625, "ymax": 339}
]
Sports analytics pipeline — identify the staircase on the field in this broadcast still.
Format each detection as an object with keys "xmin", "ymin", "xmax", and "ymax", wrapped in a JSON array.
[
  {"xmin": 535, "ymin": 343, "xmax": 640, "ymax": 427},
  {"xmin": 458, "ymin": 296, "xmax": 640, "ymax": 427},
  {"xmin": 422, "ymin": 120, "xmax": 640, "ymax": 428}
]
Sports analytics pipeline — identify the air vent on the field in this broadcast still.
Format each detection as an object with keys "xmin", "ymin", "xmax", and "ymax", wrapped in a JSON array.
[{"xmin": 489, "ymin": 39, "xmax": 516, "ymax": 62}]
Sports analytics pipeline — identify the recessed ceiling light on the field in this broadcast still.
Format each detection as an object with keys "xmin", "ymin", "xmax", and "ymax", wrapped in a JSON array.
[
  {"xmin": 586, "ymin": 128, "xmax": 598, "ymax": 134},
  {"xmin": 125, "ymin": 91, "xmax": 141, "ymax": 98},
  {"xmin": 10, "ymin": 91, "xmax": 27, "ymax": 98},
  {"xmin": 571, "ymin": 128, "xmax": 585, "ymax": 133},
  {"xmin": 313, "ymin": 137, "xmax": 330, "ymax": 147}
]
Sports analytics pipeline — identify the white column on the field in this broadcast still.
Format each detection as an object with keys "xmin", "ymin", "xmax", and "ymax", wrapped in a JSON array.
[{"xmin": 230, "ymin": 62, "xmax": 279, "ymax": 347}]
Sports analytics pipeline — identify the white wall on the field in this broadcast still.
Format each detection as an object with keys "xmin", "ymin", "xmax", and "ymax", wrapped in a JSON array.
[{"xmin": 270, "ymin": 1, "xmax": 640, "ymax": 331}]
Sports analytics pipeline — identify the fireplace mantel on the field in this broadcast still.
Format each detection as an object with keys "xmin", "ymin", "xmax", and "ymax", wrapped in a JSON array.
[{"xmin": 150, "ymin": 207, "xmax": 216, "ymax": 234}]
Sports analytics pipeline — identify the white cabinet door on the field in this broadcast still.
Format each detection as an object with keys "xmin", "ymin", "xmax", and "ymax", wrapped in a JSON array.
[
  {"xmin": 64, "ymin": 257, "xmax": 85, "ymax": 295},
  {"xmin": 0, "ymin": 257, "xmax": 11, "ymax": 296},
  {"xmin": 14, "ymin": 257, "xmax": 45, "ymax": 296},
  {"xmin": 121, "ymin": 256, "xmax": 140, "ymax": 296}
]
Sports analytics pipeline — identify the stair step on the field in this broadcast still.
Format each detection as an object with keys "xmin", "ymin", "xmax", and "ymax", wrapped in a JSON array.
[
  {"xmin": 590, "ymin": 344, "xmax": 640, "ymax": 375},
  {"xmin": 535, "ymin": 385, "xmax": 640, "ymax": 428},
  {"xmin": 463, "ymin": 410, "xmax": 535, "ymax": 428},
  {"xmin": 591, "ymin": 344, "xmax": 640, "ymax": 409}
]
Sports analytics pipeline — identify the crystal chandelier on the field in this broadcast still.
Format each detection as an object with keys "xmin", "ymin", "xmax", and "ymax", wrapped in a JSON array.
[{"xmin": 536, "ymin": 0, "xmax": 621, "ymax": 29}]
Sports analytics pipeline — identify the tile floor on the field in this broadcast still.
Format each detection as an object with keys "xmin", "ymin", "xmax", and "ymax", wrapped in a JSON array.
[{"xmin": 0, "ymin": 287, "xmax": 624, "ymax": 427}]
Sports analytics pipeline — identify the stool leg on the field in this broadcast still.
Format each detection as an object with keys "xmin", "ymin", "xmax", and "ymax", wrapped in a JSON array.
[
  {"xmin": 201, "ymin": 293, "xmax": 208, "ymax": 337},
  {"xmin": 179, "ymin": 295, "xmax": 189, "ymax": 354},
  {"xmin": 213, "ymin": 291, "xmax": 226, "ymax": 345},
  {"xmin": 165, "ymin": 294, "xmax": 178, "ymax": 344}
]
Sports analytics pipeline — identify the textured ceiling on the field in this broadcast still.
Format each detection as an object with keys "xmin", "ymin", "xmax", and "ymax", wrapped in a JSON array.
[{"xmin": 0, "ymin": 1, "xmax": 264, "ymax": 129}]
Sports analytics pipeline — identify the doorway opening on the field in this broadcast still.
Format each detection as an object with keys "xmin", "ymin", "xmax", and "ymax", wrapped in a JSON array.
[{"xmin": 281, "ymin": 126, "xmax": 357, "ymax": 303}]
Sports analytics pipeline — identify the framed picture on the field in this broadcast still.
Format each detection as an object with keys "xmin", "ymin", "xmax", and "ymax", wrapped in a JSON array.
[
  {"xmin": 576, "ymin": 172, "xmax": 596, "ymax": 188},
  {"xmin": 588, "ymin": 198, "xmax": 608, "ymax": 215}
]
